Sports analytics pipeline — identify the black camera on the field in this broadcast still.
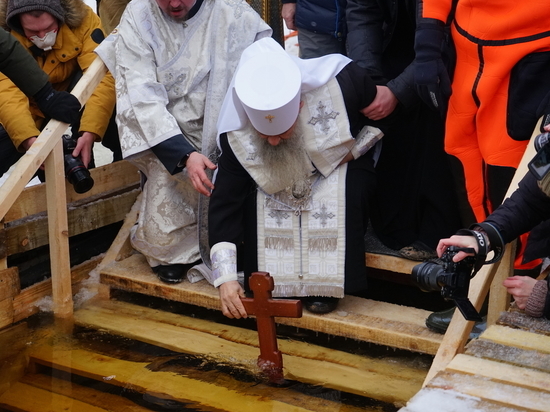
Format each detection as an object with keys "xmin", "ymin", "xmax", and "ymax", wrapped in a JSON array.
[
  {"xmin": 412, "ymin": 246, "xmax": 482, "ymax": 321},
  {"xmin": 62, "ymin": 134, "xmax": 94, "ymax": 194}
]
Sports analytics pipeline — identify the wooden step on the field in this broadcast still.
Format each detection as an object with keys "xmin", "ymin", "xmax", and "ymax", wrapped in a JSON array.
[
  {"xmin": 100, "ymin": 253, "xmax": 443, "ymax": 355},
  {"xmin": 73, "ymin": 299, "xmax": 427, "ymax": 405},
  {"xmin": 399, "ymin": 324, "xmax": 550, "ymax": 412},
  {"xmin": 26, "ymin": 337, "xmax": 376, "ymax": 412}
]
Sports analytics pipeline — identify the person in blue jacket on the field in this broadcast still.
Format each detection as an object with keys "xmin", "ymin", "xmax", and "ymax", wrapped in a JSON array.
[{"xmin": 281, "ymin": 0, "xmax": 346, "ymax": 58}]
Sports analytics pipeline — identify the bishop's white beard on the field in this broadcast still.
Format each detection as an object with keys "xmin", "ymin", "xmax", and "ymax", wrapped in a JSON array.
[{"xmin": 252, "ymin": 124, "xmax": 313, "ymax": 190}]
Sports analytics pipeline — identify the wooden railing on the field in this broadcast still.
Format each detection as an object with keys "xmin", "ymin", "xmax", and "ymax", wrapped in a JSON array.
[{"xmin": 0, "ymin": 57, "xmax": 108, "ymax": 318}]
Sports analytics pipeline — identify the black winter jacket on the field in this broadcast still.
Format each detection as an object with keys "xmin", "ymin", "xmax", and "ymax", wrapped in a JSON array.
[
  {"xmin": 346, "ymin": 0, "xmax": 418, "ymax": 108},
  {"xmin": 483, "ymin": 172, "xmax": 550, "ymax": 319}
]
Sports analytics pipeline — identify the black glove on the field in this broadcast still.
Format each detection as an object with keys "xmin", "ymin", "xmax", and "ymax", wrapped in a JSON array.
[
  {"xmin": 33, "ymin": 82, "xmax": 81, "ymax": 124},
  {"xmin": 413, "ymin": 21, "xmax": 452, "ymax": 117}
]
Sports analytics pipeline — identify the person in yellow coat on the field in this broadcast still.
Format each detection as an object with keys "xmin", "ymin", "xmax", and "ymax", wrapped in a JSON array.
[{"xmin": 0, "ymin": 0, "xmax": 116, "ymax": 177}]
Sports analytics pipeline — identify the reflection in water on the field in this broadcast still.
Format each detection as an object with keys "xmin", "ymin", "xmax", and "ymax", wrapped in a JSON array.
[{"xmin": 0, "ymin": 295, "xmax": 430, "ymax": 411}]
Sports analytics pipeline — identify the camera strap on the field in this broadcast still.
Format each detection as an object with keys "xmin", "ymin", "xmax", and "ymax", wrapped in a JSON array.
[{"xmin": 455, "ymin": 229, "xmax": 490, "ymax": 277}]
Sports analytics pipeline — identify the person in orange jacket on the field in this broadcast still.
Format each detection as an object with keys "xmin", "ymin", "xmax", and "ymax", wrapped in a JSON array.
[{"xmin": 414, "ymin": 0, "xmax": 550, "ymax": 270}]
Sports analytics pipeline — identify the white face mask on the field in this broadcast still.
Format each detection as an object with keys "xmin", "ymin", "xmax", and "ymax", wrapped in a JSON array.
[{"xmin": 29, "ymin": 30, "xmax": 57, "ymax": 51}]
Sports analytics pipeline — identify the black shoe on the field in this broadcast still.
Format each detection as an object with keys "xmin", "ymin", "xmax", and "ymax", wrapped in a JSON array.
[
  {"xmin": 152, "ymin": 264, "xmax": 188, "ymax": 284},
  {"xmin": 302, "ymin": 297, "xmax": 339, "ymax": 314},
  {"xmin": 426, "ymin": 307, "xmax": 487, "ymax": 339}
]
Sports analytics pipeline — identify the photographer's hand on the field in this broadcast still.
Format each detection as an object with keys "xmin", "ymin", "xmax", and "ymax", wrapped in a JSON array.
[
  {"xmin": 72, "ymin": 132, "xmax": 96, "ymax": 168},
  {"xmin": 437, "ymin": 235, "xmax": 479, "ymax": 262}
]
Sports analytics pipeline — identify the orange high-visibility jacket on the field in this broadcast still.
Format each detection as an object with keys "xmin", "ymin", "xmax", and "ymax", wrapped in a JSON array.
[{"xmin": 420, "ymin": 0, "xmax": 550, "ymax": 220}]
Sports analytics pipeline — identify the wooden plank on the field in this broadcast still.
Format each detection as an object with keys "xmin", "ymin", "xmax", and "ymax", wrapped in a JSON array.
[
  {"xmin": 365, "ymin": 252, "xmax": 416, "ymax": 274},
  {"xmin": 28, "ymin": 345, "xmax": 323, "ymax": 412},
  {"xmin": 98, "ymin": 193, "xmax": 141, "ymax": 266},
  {"xmin": 466, "ymin": 339, "xmax": 550, "ymax": 373},
  {"xmin": 74, "ymin": 300, "xmax": 426, "ymax": 404},
  {"xmin": 4, "ymin": 161, "xmax": 139, "ymax": 223},
  {"xmin": 476, "ymin": 325, "xmax": 550, "ymax": 355},
  {"xmin": 12, "ymin": 255, "xmax": 102, "ymax": 323},
  {"xmin": 497, "ymin": 310, "xmax": 550, "ymax": 336},
  {"xmin": 43, "ymin": 139, "xmax": 72, "ymax": 318},
  {"xmin": 0, "ymin": 267, "xmax": 20, "ymax": 300},
  {"xmin": 20, "ymin": 374, "xmax": 151, "ymax": 412},
  {"xmin": 101, "ymin": 253, "xmax": 443, "ymax": 354},
  {"xmin": 0, "ymin": 381, "xmax": 109, "ymax": 412},
  {"xmin": 488, "ymin": 241, "xmax": 515, "ymax": 326},
  {"xmin": 427, "ymin": 370, "xmax": 550, "ymax": 412},
  {"xmin": 5, "ymin": 189, "xmax": 139, "ymax": 255},
  {"xmin": 401, "ymin": 387, "xmax": 531, "ymax": 412},
  {"xmin": 0, "ymin": 298, "xmax": 14, "ymax": 329},
  {"xmin": 447, "ymin": 353, "xmax": 550, "ymax": 393}
]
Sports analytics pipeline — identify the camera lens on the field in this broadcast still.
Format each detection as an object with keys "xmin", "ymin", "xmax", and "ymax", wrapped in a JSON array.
[
  {"xmin": 64, "ymin": 154, "xmax": 94, "ymax": 194},
  {"xmin": 411, "ymin": 261, "xmax": 444, "ymax": 292}
]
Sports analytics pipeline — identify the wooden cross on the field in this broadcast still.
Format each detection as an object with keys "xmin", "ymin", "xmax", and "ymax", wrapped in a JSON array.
[{"xmin": 240, "ymin": 271, "xmax": 302, "ymax": 384}]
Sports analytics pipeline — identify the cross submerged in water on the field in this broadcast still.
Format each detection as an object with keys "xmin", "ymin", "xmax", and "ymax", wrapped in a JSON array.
[{"xmin": 241, "ymin": 272, "xmax": 302, "ymax": 384}]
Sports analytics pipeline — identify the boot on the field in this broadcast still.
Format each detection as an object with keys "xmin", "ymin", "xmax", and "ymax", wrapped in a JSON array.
[{"xmin": 425, "ymin": 306, "xmax": 487, "ymax": 339}]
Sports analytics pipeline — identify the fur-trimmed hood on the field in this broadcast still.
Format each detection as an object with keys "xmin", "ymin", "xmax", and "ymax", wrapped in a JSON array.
[{"xmin": 0, "ymin": 0, "xmax": 88, "ymax": 34}]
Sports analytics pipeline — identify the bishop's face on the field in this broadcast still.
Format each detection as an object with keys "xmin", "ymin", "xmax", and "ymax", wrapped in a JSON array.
[
  {"xmin": 155, "ymin": 0, "xmax": 196, "ymax": 22},
  {"xmin": 256, "ymin": 101, "xmax": 304, "ymax": 146}
]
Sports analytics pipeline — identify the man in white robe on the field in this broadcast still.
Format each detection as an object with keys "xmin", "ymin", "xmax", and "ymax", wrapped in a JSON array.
[
  {"xmin": 209, "ymin": 38, "xmax": 384, "ymax": 316},
  {"xmin": 95, "ymin": 0, "xmax": 271, "ymax": 283}
]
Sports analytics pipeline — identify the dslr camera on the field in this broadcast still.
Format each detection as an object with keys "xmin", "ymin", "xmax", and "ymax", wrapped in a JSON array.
[
  {"xmin": 411, "ymin": 246, "xmax": 482, "ymax": 321},
  {"xmin": 62, "ymin": 133, "xmax": 94, "ymax": 194}
]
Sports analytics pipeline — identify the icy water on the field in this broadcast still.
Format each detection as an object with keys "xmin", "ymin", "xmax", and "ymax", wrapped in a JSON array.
[{"xmin": 0, "ymin": 293, "xmax": 433, "ymax": 412}]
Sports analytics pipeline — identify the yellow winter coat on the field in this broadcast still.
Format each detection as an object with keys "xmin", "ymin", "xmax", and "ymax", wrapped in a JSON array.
[{"xmin": 0, "ymin": 1, "xmax": 115, "ymax": 150}]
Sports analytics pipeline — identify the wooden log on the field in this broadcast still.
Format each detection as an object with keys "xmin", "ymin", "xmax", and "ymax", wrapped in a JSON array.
[
  {"xmin": 74, "ymin": 299, "xmax": 426, "ymax": 404},
  {"xmin": 4, "ymin": 160, "xmax": 139, "ymax": 223},
  {"xmin": 488, "ymin": 242, "xmax": 514, "ymax": 326},
  {"xmin": 0, "ymin": 267, "xmax": 20, "ymax": 300},
  {"xmin": 5, "ymin": 188, "xmax": 139, "ymax": 255}
]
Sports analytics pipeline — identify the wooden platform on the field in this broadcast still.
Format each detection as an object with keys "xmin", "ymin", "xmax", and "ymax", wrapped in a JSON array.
[
  {"xmin": 399, "ymin": 310, "xmax": 550, "ymax": 412},
  {"xmin": 0, "ymin": 299, "xmax": 429, "ymax": 410},
  {"xmin": 100, "ymin": 252, "xmax": 443, "ymax": 355}
]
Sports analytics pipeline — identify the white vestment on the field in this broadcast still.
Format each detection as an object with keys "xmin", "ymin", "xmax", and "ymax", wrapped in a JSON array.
[
  {"xmin": 95, "ymin": 0, "xmax": 271, "ymax": 267},
  {"xmin": 228, "ymin": 79, "xmax": 357, "ymax": 297}
]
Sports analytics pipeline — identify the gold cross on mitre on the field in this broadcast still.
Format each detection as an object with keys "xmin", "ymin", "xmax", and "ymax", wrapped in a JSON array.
[{"xmin": 265, "ymin": 114, "xmax": 275, "ymax": 123}]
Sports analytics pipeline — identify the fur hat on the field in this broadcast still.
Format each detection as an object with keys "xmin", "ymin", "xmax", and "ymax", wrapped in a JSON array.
[{"xmin": 6, "ymin": 0, "xmax": 65, "ymax": 33}]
